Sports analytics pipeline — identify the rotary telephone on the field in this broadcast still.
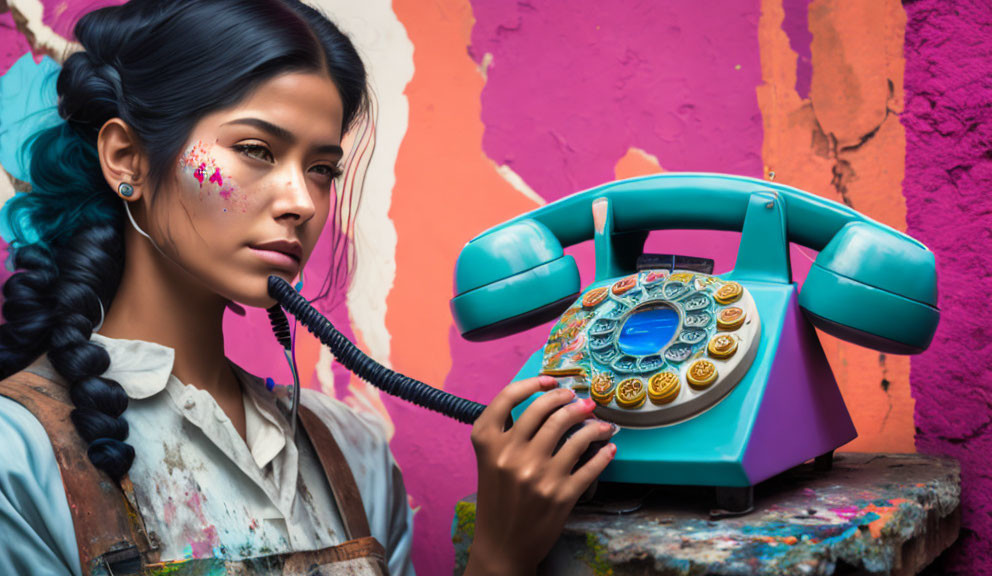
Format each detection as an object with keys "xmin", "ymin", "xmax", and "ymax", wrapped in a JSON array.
[{"xmin": 449, "ymin": 173, "xmax": 939, "ymax": 510}]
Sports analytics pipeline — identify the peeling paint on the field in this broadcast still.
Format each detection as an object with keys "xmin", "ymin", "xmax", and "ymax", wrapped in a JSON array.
[
  {"xmin": 757, "ymin": 0, "xmax": 914, "ymax": 453},
  {"xmin": 492, "ymin": 161, "xmax": 545, "ymax": 207},
  {"xmin": 305, "ymin": 0, "xmax": 414, "ymax": 401},
  {"xmin": 614, "ymin": 147, "xmax": 665, "ymax": 181},
  {"xmin": 6, "ymin": 0, "xmax": 81, "ymax": 61}
]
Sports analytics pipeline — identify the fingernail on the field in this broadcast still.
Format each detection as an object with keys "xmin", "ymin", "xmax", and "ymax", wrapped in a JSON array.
[
  {"xmin": 599, "ymin": 421, "xmax": 613, "ymax": 432},
  {"xmin": 608, "ymin": 443, "xmax": 618, "ymax": 457},
  {"xmin": 538, "ymin": 375, "xmax": 557, "ymax": 387},
  {"xmin": 580, "ymin": 398, "xmax": 596, "ymax": 411}
]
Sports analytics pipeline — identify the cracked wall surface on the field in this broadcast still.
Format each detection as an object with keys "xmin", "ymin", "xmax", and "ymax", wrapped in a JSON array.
[
  {"xmin": 0, "ymin": 0, "xmax": 987, "ymax": 573},
  {"xmin": 760, "ymin": 0, "xmax": 915, "ymax": 454},
  {"xmin": 904, "ymin": 0, "xmax": 992, "ymax": 572}
]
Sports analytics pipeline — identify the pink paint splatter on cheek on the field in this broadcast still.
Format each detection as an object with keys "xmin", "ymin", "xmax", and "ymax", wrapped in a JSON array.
[
  {"xmin": 218, "ymin": 178, "xmax": 248, "ymax": 212},
  {"xmin": 208, "ymin": 167, "xmax": 236, "ymax": 201},
  {"xmin": 178, "ymin": 141, "xmax": 242, "ymax": 207},
  {"xmin": 194, "ymin": 163, "xmax": 207, "ymax": 185}
]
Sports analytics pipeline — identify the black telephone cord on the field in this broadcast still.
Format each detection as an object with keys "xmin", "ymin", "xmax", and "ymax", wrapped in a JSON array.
[{"xmin": 266, "ymin": 275, "xmax": 486, "ymax": 425}]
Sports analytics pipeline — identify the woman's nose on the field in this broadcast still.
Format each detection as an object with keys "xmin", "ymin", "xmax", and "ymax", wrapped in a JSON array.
[{"xmin": 273, "ymin": 169, "xmax": 316, "ymax": 223}]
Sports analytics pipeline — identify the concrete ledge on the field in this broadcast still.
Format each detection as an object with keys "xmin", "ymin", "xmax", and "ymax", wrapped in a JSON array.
[{"xmin": 453, "ymin": 453, "xmax": 960, "ymax": 575}]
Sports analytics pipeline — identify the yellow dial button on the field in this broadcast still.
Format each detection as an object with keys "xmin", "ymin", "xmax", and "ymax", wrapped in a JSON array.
[
  {"xmin": 615, "ymin": 378, "xmax": 647, "ymax": 409},
  {"xmin": 715, "ymin": 281, "xmax": 743, "ymax": 304},
  {"xmin": 687, "ymin": 359, "xmax": 718, "ymax": 390},
  {"xmin": 648, "ymin": 372, "xmax": 681, "ymax": 405},
  {"xmin": 590, "ymin": 373, "xmax": 616, "ymax": 405},
  {"xmin": 707, "ymin": 334, "xmax": 739, "ymax": 359},
  {"xmin": 717, "ymin": 307, "xmax": 746, "ymax": 331}
]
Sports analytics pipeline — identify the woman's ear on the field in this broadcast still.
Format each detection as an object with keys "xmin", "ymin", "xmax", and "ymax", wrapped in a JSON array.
[{"xmin": 97, "ymin": 118, "xmax": 150, "ymax": 201}]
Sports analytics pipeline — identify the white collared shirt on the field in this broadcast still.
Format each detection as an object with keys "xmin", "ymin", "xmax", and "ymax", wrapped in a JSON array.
[{"xmin": 0, "ymin": 333, "xmax": 415, "ymax": 575}]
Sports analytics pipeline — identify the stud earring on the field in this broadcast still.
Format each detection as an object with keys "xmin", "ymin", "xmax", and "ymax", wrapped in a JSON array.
[{"xmin": 118, "ymin": 182, "xmax": 134, "ymax": 198}]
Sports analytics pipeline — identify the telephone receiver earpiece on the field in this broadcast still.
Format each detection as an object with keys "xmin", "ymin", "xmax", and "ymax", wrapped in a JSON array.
[
  {"xmin": 451, "ymin": 173, "xmax": 939, "ymax": 355},
  {"xmin": 451, "ymin": 219, "xmax": 581, "ymax": 341},
  {"xmin": 800, "ymin": 220, "xmax": 937, "ymax": 354}
]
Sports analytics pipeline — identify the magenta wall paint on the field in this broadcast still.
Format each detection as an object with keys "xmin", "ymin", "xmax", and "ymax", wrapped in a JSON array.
[
  {"xmin": 42, "ymin": 0, "xmax": 120, "ymax": 37},
  {"xmin": 1, "ymin": 13, "xmax": 32, "ymax": 71},
  {"xmin": 469, "ymin": 1, "xmax": 765, "ymax": 202},
  {"xmin": 903, "ymin": 0, "xmax": 992, "ymax": 571}
]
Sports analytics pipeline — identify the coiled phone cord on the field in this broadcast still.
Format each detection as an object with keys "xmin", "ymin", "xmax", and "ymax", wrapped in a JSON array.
[{"xmin": 266, "ymin": 275, "xmax": 487, "ymax": 425}]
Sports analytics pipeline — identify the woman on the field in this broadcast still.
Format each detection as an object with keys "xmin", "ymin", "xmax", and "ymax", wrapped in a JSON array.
[{"xmin": 0, "ymin": 0, "xmax": 617, "ymax": 574}]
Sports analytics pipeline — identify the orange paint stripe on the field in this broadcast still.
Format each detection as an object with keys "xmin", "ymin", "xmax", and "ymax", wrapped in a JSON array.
[
  {"xmin": 757, "ymin": 0, "xmax": 913, "ymax": 452},
  {"xmin": 295, "ymin": 326, "xmax": 320, "ymax": 390},
  {"xmin": 389, "ymin": 0, "xmax": 539, "ymax": 388}
]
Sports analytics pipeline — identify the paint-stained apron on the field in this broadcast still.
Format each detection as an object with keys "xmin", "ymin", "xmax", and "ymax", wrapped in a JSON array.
[{"xmin": 0, "ymin": 371, "xmax": 389, "ymax": 576}]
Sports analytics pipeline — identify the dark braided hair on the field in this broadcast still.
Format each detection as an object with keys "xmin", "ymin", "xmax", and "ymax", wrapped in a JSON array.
[
  {"xmin": 48, "ymin": 225, "xmax": 130, "ymax": 478},
  {"xmin": 0, "ymin": 0, "xmax": 368, "ymax": 481}
]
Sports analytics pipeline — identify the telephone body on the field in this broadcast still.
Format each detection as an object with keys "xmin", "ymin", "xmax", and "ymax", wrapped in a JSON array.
[{"xmin": 451, "ymin": 173, "xmax": 939, "ymax": 493}]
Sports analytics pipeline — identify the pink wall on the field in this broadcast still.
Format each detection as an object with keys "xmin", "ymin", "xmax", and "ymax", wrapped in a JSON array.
[
  {"xmin": 903, "ymin": 0, "xmax": 992, "ymax": 571},
  {"xmin": 1, "ymin": 0, "xmax": 990, "ymax": 573}
]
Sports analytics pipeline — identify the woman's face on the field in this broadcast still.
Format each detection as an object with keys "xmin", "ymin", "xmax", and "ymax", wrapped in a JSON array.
[{"xmin": 142, "ymin": 71, "xmax": 344, "ymax": 307}]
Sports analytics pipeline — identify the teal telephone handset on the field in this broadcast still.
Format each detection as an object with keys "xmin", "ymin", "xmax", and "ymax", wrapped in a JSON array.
[{"xmin": 450, "ymin": 173, "xmax": 938, "ymax": 507}]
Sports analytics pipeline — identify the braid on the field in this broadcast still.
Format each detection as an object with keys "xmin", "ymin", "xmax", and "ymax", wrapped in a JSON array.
[
  {"xmin": 45, "ymin": 224, "xmax": 132, "ymax": 480},
  {"xmin": 0, "ymin": 224, "xmax": 131, "ymax": 479},
  {"xmin": 0, "ymin": 245, "xmax": 59, "ymax": 376}
]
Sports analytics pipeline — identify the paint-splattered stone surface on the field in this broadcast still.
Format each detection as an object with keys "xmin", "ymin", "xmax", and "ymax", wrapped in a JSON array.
[{"xmin": 453, "ymin": 454, "xmax": 960, "ymax": 575}]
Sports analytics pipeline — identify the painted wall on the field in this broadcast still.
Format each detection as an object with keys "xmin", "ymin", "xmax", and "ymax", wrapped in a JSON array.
[{"xmin": 0, "ymin": 0, "xmax": 988, "ymax": 573}]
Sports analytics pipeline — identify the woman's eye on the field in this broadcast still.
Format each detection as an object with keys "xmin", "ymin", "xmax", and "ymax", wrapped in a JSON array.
[
  {"xmin": 312, "ymin": 164, "xmax": 344, "ymax": 180},
  {"xmin": 234, "ymin": 144, "xmax": 273, "ymax": 163}
]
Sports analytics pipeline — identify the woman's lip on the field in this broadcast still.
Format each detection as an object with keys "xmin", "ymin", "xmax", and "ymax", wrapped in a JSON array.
[
  {"xmin": 249, "ymin": 247, "xmax": 300, "ymax": 271},
  {"xmin": 253, "ymin": 240, "xmax": 303, "ymax": 259}
]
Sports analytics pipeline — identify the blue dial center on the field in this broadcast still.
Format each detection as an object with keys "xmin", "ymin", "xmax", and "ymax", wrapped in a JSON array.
[{"xmin": 618, "ymin": 306, "xmax": 680, "ymax": 356}]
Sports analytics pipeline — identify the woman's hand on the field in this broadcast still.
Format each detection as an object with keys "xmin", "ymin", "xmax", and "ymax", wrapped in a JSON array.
[{"xmin": 464, "ymin": 375, "xmax": 617, "ymax": 576}]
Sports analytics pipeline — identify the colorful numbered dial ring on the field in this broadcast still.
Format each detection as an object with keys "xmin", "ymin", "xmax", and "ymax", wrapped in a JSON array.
[{"xmin": 540, "ymin": 270, "xmax": 762, "ymax": 428}]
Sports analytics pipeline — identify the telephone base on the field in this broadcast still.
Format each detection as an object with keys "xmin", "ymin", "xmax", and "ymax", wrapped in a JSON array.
[{"xmin": 513, "ymin": 282, "xmax": 857, "ymax": 488}]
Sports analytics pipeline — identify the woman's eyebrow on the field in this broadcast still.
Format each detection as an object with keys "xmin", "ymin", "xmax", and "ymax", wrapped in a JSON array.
[{"xmin": 221, "ymin": 117, "xmax": 343, "ymax": 155}]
